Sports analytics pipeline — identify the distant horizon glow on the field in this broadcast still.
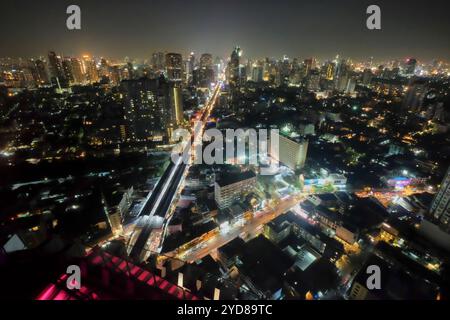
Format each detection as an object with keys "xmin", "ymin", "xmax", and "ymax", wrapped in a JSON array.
[{"xmin": 1, "ymin": 0, "xmax": 450, "ymax": 61}]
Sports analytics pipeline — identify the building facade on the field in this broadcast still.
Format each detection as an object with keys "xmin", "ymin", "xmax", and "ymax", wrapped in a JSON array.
[{"xmin": 214, "ymin": 171, "xmax": 256, "ymax": 209}]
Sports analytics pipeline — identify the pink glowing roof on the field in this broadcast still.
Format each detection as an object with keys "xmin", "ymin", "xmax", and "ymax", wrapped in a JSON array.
[{"xmin": 36, "ymin": 249, "xmax": 198, "ymax": 300}]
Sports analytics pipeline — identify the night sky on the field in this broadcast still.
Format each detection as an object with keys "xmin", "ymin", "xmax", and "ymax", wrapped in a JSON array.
[{"xmin": 1, "ymin": 0, "xmax": 450, "ymax": 61}]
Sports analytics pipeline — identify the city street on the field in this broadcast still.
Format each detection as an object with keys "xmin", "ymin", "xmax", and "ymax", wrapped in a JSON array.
[{"xmin": 173, "ymin": 195, "xmax": 302, "ymax": 262}]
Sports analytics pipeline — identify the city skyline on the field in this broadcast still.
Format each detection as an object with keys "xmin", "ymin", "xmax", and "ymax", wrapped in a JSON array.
[
  {"xmin": 1, "ymin": 0, "xmax": 450, "ymax": 304},
  {"xmin": 1, "ymin": 0, "xmax": 450, "ymax": 60}
]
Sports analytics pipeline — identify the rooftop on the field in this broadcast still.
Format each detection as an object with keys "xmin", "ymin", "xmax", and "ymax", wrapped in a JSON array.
[{"xmin": 216, "ymin": 170, "xmax": 256, "ymax": 187}]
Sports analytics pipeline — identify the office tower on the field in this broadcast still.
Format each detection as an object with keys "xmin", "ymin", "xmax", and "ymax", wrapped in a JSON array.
[
  {"xmin": 109, "ymin": 65, "xmax": 121, "ymax": 86},
  {"xmin": 214, "ymin": 171, "xmax": 256, "ymax": 209},
  {"xmin": 70, "ymin": 58, "xmax": 84, "ymax": 84},
  {"xmin": 289, "ymin": 58, "xmax": 302, "ymax": 84},
  {"xmin": 306, "ymin": 70, "xmax": 321, "ymax": 91},
  {"xmin": 228, "ymin": 46, "xmax": 241, "ymax": 87},
  {"xmin": 32, "ymin": 59, "xmax": 49, "ymax": 85},
  {"xmin": 403, "ymin": 58, "xmax": 417, "ymax": 76},
  {"xmin": 192, "ymin": 53, "xmax": 215, "ymax": 88},
  {"xmin": 169, "ymin": 82, "xmax": 184, "ymax": 126},
  {"xmin": 362, "ymin": 68, "xmax": 373, "ymax": 86},
  {"xmin": 270, "ymin": 132, "xmax": 308, "ymax": 171},
  {"xmin": 193, "ymin": 67, "xmax": 215, "ymax": 88},
  {"xmin": 336, "ymin": 73, "xmax": 349, "ymax": 92},
  {"xmin": 99, "ymin": 58, "xmax": 110, "ymax": 78},
  {"xmin": 430, "ymin": 167, "xmax": 450, "ymax": 232},
  {"xmin": 127, "ymin": 62, "xmax": 135, "ymax": 80},
  {"xmin": 152, "ymin": 52, "xmax": 166, "ymax": 71},
  {"xmin": 120, "ymin": 76, "xmax": 170, "ymax": 141},
  {"xmin": 214, "ymin": 56, "xmax": 223, "ymax": 77},
  {"xmin": 402, "ymin": 78, "xmax": 427, "ymax": 112},
  {"xmin": 47, "ymin": 51, "xmax": 66, "ymax": 87},
  {"xmin": 303, "ymin": 58, "xmax": 314, "ymax": 77},
  {"xmin": 61, "ymin": 58, "xmax": 74, "ymax": 84},
  {"xmin": 200, "ymin": 53, "xmax": 213, "ymax": 69},
  {"xmin": 325, "ymin": 61, "xmax": 335, "ymax": 80},
  {"xmin": 334, "ymin": 59, "xmax": 349, "ymax": 91},
  {"xmin": 183, "ymin": 52, "xmax": 195, "ymax": 84},
  {"xmin": 165, "ymin": 53, "xmax": 183, "ymax": 81},
  {"xmin": 188, "ymin": 52, "xmax": 196, "ymax": 71},
  {"xmin": 20, "ymin": 68, "xmax": 35, "ymax": 88},
  {"xmin": 276, "ymin": 55, "xmax": 291, "ymax": 86},
  {"xmin": 345, "ymin": 76, "xmax": 356, "ymax": 94},
  {"xmin": 82, "ymin": 55, "xmax": 99, "ymax": 83},
  {"xmin": 245, "ymin": 60, "xmax": 253, "ymax": 81},
  {"xmin": 251, "ymin": 63, "xmax": 263, "ymax": 82}
]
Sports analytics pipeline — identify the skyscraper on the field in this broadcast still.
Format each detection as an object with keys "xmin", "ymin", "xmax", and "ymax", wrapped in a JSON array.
[
  {"xmin": 325, "ymin": 61, "xmax": 335, "ymax": 81},
  {"xmin": 152, "ymin": 52, "xmax": 166, "ymax": 71},
  {"xmin": 98, "ymin": 58, "xmax": 110, "ymax": 79},
  {"xmin": 403, "ymin": 58, "xmax": 417, "ymax": 76},
  {"xmin": 61, "ymin": 58, "xmax": 74, "ymax": 84},
  {"xmin": 362, "ymin": 68, "xmax": 373, "ymax": 86},
  {"xmin": 303, "ymin": 58, "xmax": 314, "ymax": 78},
  {"xmin": 277, "ymin": 55, "xmax": 291, "ymax": 86},
  {"xmin": 47, "ymin": 51, "xmax": 66, "ymax": 87},
  {"xmin": 32, "ymin": 59, "xmax": 49, "ymax": 85},
  {"xmin": 251, "ymin": 63, "xmax": 263, "ymax": 82},
  {"xmin": 82, "ymin": 55, "xmax": 99, "ymax": 83},
  {"xmin": 184, "ymin": 52, "xmax": 196, "ymax": 84},
  {"xmin": 120, "ymin": 75, "xmax": 171, "ymax": 141},
  {"xmin": 165, "ymin": 53, "xmax": 183, "ymax": 81},
  {"xmin": 430, "ymin": 167, "xmax": 450, "ymax": 232},
  {"xmin": 306, "ymin": 70, "xmax": 321, "ymax": 91},
  {"xmin": 200, "ymin": 53, "xmax": 213, "ymax": 69},
  {"xmin": 169, "ymin": 83, "xmax": 184, "ymax": 126},
  {"xmin": 402, "ymin": 78, "xmax": 428, "ymax": 112},
  {"xmin": 228, "ymin": 46, "xmax": 241, "ymax": 87},
  {"xmin": 70, "ymin": 58, "xmax": 84, "ymax": 84}
]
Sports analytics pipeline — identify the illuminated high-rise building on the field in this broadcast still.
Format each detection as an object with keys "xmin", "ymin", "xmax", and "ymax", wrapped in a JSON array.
[
  {"xmin": 82, "ymin": 55, "xmax": 99, "ymax": 83},
  {"xmin": 152, "ymin": 52, "xmax": 166, "ymax": 71},
  {"xmin": 70, "ymin": 58, "xmax": 84, "ymax": 84},
  {"xmin": 430, "ymin": 166, "xmax": 450, "ymax": 232},
  {"xmin": 303, "ymin": 58, "xmax": 314, "ymax": 77},
  {"xmin": 270, "ymin": 132, "xmax": 308, "ymax": 171},
  {"xmin": 32, "ymin": 59, "xmax": 49, "ymax": 85},
  {"xmin": 109, "ymin": 65, "xmax": 121, "ymax": 85},
  {"xmin": 325, "ymin": 61, "xmax": 335, "ymax": 80},
  {"xmin": 47, "ymin": 51, "xmax": 66, "ymax": 87},
  {"xmin": 251, "ymin": 64, "xmax": 263, "ymax": 82},
  {"xmin": 165, "ymin": 53, "xmax": 183, "ymax": 81},
  {"xmin": 120, "ymin": 75, "xmax": 172, "ymax": 141},
  {"xmin": 188, "ymin": 52, "xmax": 196, "ymax": 71},
  {"xmin": 362, "ymin": 68, "xmax": 373, "ymax": 86},
  {"xmin": 402, "ymin": 78, "xmax": 427, "ymax": 112},
  {"xmin": 192, "ymin": 53, "xmax": 215, "ymax": 88},
  {"xmin": 276, "ymin": 55, "xmax": 291, "ymax": 86},
  {"xmin": 61, "ymin": 58, "xmax": 74, "ymax": 84},
  {"xmin": 228, "ymin": 46, "xmax": 241, "ymax": 87},
  {"xmin": 200, "ymin": 53, "xmax": 213, "ymax": 69},
  {"xmin": 403, "ymin": 58, "xmax": 417, "ymax": 76},
  {"xmin": 99, "ymin": 58, "xmax": 110, "ymax": 78},
  {"xmin": 169, "ymin": 83, "xmax": 184, "ymax": 126},
  {"xmin": 306, "ymin": 70, "xmax": 320, "ymax": 91}
]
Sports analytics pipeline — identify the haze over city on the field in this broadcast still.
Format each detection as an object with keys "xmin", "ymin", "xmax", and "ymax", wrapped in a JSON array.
[{"xmin": 1, "ymin": 0, "xmax": 450, "ymax": 60}]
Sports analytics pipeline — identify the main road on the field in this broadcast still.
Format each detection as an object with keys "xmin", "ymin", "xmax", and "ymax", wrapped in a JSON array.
[
  {"xmin": 165, "ymin": 184, "xmax": 426, "ymax": 262},
  {"xmin": 128, "ymin": 82, "xmax": 222, "ymax": 262},
  {"xmin": 170, "ymin": 194, "xmax": 303, "ymax": 263}
]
